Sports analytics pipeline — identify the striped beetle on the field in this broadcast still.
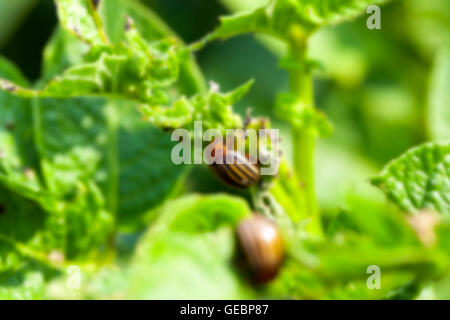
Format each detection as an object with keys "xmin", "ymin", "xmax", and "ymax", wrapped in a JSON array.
[
  {"xmin": 237, "ymin": 214, "xmax": 284, "ymax": 282},
  {"xmin": 209, "ymin": 139, "xmax": 261, "ymax": 188}
]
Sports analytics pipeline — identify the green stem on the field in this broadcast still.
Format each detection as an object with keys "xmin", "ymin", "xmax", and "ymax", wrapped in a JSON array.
[
  {"xmin": 105, "ymin": 101, "xmax": 119, "ymax": 255},
  {"xmin": 288, "ymin": 34, "xmax": 322, "ymax": 237}
]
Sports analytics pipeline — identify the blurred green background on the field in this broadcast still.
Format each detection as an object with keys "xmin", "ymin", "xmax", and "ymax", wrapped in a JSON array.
[
  {"xmin": 0, "ymin": 0, "xmax": 449, "ymax": 300},
  {"xmin": 1, "ymin": 0, "xmax": 447, "ymax": 221}
]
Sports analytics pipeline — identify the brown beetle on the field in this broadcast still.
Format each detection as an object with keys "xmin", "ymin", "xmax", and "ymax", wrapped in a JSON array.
[
  {"xmin": 237, "ymin": 214, "xmax": 284, "ymax": 282},
  {"xmin": 209, "ymin": 141, "xmax": 260, "ymax": 188}
]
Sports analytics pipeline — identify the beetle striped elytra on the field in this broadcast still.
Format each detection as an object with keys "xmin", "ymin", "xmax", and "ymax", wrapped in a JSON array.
[
  {"xmin": 209, "ymin": 141, "xmax": 261, "ymax": 188},
  {"xmin": 237, "ymin": 214, "xmax": 284, "ymax": 283}
]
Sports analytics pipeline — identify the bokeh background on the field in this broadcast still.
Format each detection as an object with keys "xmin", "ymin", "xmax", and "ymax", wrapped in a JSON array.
[
  {"xmin": 0, "ymin": 0, "xmax": 449, "ymax": 300},
  {"xmin": 2, "ymin": 0, "xmax": 447, "ymax": 224}
]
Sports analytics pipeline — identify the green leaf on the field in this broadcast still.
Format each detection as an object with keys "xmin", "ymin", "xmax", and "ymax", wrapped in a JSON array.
[
  {"xmin": 29, "ymin": 2, "xmax": 212, "ymax": 229},
  {"xmin": 0, "ymin": 253, "xmax": 60, "ymax": 300},
  {"xmin": 427, "ymin": 48, "xmax": 450, "ymax": 140},
  {"xmin": 0, "ymin": 55, "xmax": 113, "ymax": 260},
  {"xmin": 140, "ymin": 80, "xmax": 251, "ymax": 133},
  {"xmin": 0, "ymin": 57, "xmax": 61, "ymax": 265},
  {"xmin": 0, "ymin": 57, "xmax": 39, "ymax": 176},
  {"xmin": 268, "ymin": 190, "xmax": 449, "ymax": 299},
  {"xmin": 43, "ymin": 0, "xmax": 208, "ymax": 95},
  {"xmin": 42, "ymin": 28, "xmax": 90, "ymax": 80},
  {"xmin": 0, "ymin": 21, "xmax": 182, "ymax": 106},
  {"xmin": 99, "ymin": 0, "xmax": 175, "ymax": 45},
  {"xmin": 207, "ymin": 0, "xmax": 389, "ymax": 43},
  {"xmin": 158, "ymin": 194, "xmax": 252, "ymax": 233},
  {"xmin": 0, "ymin": 269, "xmax": 46, "ymax": 300},
  {"xmin": 1, "ymin": 0, "xmax": 208, "ymax": 104},
  {"xmin": 0, "ymin": 58, "xmax": 60, "ymax": 262},
  {"xmin": 327, "ymin": 196, "xmax": 419, "ymax": 247},
  {"xmin": 0, "ymin": 25, "xmax": 216, "ymax": 138},
  {"xmin": 34, "ymin": 97, "xmax": 185, "ymax": 231},
  {"xmin": 0, "ymin": 187, "xmax": 47, "ymax": 271},
  {"xmin": 127, "ymin": 194, "xmax": 253, "ymax": 299},
  {"xmin": 1, "ymin": 136, "xmax": 113, "ymax": 262},
  {"xmin": 54, "ymin": 0, "xmax": 108, "ymax": 45},
  {"xmin": 34, "ymin": 23, "xmax": 187, "ymax": 231},
  {"xmin": 115, "ymin": 106, "xmax": 186, "ymax": 228},
  {"xmin": 40, "ymin": 39, "xmax": 179, "ymax": 105},
  {"xmin": 269, "ymin": 234, "xmax": 445, "ymax": 299},
  {"xmin": 0, "ymin": 1, "xmax": 247, "ymax": 138},
  {"xmin": 98, "ymin": 0, "xmax": 206, "ymax": 95},
  {"xmin": 372, "ymin": 141, "xmax": 450, "ymax": 215},
  {"xmin": 220, "ymin": 0, "xmax": 268, "ymax": 13}
]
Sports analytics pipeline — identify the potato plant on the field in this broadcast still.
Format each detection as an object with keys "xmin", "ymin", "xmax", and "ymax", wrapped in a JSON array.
[{"xmin": 0, "ymin": 0, "xmax": 448, "ymax": 299}]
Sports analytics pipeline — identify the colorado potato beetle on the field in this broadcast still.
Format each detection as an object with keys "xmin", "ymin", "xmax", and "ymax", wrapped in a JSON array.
[
  {"xmin": 237, "ymin": 214, "xmax": 284, "ymax": 282},
  {"xmin": 209, "ymin": 141, "xmax": 261, "ymax": 188}
]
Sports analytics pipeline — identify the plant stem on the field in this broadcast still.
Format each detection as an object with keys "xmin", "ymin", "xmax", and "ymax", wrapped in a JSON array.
[{"xmin": 288, "ymin": 34, "xmax": 322, "ymax": 237}]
